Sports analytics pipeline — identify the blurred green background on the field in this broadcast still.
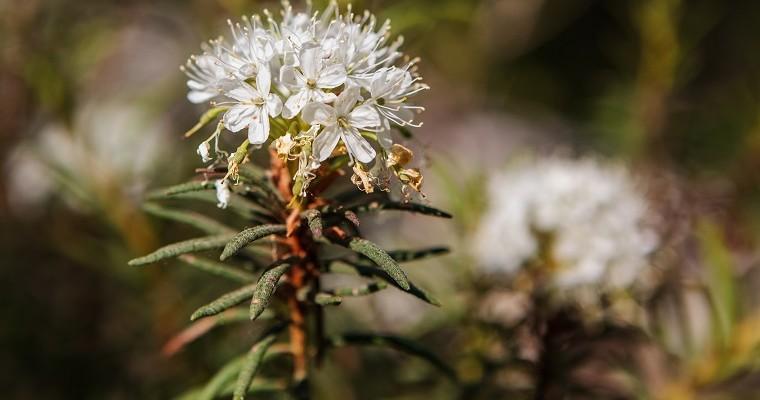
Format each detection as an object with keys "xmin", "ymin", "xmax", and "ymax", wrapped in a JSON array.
[{"xmin": 1, "ymin": 0, "xmax": 759, "ymax": 398}]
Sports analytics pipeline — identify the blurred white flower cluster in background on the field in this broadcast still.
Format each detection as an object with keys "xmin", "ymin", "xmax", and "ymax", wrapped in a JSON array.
[
  {"xmin": 472, "ymin": 157, "xmax": 659, "ymax": 297},
  {"xmin": 184, "ymin": 1, "xmax": 428, "ymax": 200}
]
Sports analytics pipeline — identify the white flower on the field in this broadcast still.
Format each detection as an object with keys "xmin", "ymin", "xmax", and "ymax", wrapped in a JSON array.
[
  {"xmin": 183, "ymin": 1, "xmax": 429, "ymax": 193},
  {"xmin": 215, "ymin": 179, "xmax": 231, "ymax": 209},
  {"xmin": 197, "ymin": 141, "xmax": 212, "ymax": 162},
  {"xmin": 472, "ymin": 158, "xmax": 658, "ymax": 292},
  {"xmin": 302, "ymin": 87, "xmax": 380, "ymax": 164},
  {"xmin": 280, "ymin": 45, "xmax": 347, "ymax": 119},
  {"xmin": 182, "ymin": 52, "xmax": 230, "ymax": 104},
  {"xmin": 222, "ymin": 67, "xmax": 282, "ymax": 144},
  {"xmin": 366, "ymin": 67, "xmax": 427, "ymax": 148}
]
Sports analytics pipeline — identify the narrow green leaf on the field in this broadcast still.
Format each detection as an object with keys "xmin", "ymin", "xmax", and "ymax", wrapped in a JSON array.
[
  {"xmin": 331, "ymin": 281, "xmax": 388, "ymax": 297},
  {"xmin": 233, "ymin": 332, "xmax": 279, "ymax": 400},
  {"xmin": 176, "ymin": 379, "xmax": 284, "ymax": 400},
  {"xmin": 250, "ymin": 260, "xmax": 294, "ymax": 320},
  {"xmin": 177, "ymin": 255, "xmax": 255, "ymax": 283},
  {"xmin": 698, "ymin": 219, "xmax": 738, "ymax": 349},
  {"xmin": 327, "ymin": 333, "xmax": 456, "ymax": 381},
  {"xmin": 347, "ymin": 238, "xmax": 410, "ymax": 290},
  {"xmin": 221, "ymin": 225, "xmax": 287, "ymax": 261},
  {"xmin": 386, "ymin": 247, "xmax": 449, "ymax": 263},
  {"xmin": 183, "ymin": 106, "xmax": 227, "ymax": 138},
  {"xmin": 315, "ymin": 293, "xmax": 342, "ymax": 305},
  {"xmin": 169, "ymin": 190, "xmax": 274, "ymax": 223},
  {"xmin": 197, "ymin": 355, "xmax": 246, "ymax": 400},
  {"xmin": 191, "ymin": 284, "xmax": 256, "ymax": 321},
  {"xmin": 238, "ymin": 164, "xmax": 283, "ymax": 203},
  {"xmin": 338, "ymin": 261, "xmax": 440, "ymax": 306},
  {"xmin": 142, "ymin": 203, "xmax": 233, "ymax": 234},
  {"xmin": 147, "ymin": 181, "xmax": 215, "ymax": 200},
  {"xmin": 349, "ymin": 201, "xmax": 452, "ymax": 218},
  {"xmin": 128, "ymin": 234, "xmax": 235, "ymax": 266},
  {"xmin": 301, "ymin": 209, "xmax": 323, "ymax": 238}
]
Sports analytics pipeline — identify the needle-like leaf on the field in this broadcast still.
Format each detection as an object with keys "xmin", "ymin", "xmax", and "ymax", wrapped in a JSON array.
[
  {"xmin": 190, "ymin": 284, "xmax": 257, "ymax": 321},
  {"xmin": 142, "ymin": 203, "xmax": 233, "ymax": 234},
  {"xmin": 128, "ymin": 234, "xmax": 234, "ymax": 266},
  {"xmin": 346, "ymin": 238, "xmax": 410, "ymax": 290},
  {"xmin": 349, "ymin": 201, "xmax": 452, "ymax": 218},
  {"xmin": 233, "ymin": 331, "xmax": 279, "ymax": 400},
  {"xmin": 301, "ymin": 209, "xmax": 323, "ymax": 238},
  {"xmin": 250, "ymin": 260, "xmax": 294, "ymax": 320},
  {"xmin": 177, "ymin": 255, "xmax": 255, "ymax": 283},
  {"xmin": 146, "ymin": 181, "xmax": 215, "ymax": 200},
  {"xmin": 330, "ymin": 281, "xmax": 389, "ymax": 297},
  {"xmin": 327, "ymin": 333, "xmax": 457, "ymax": 381},
  {"xmin": 221, "ymin": 225, "xmax": 287, "ymax": 261},
  {"xmin": 386, "ymin": 247, "xmax": 450, "ymax": 263}
]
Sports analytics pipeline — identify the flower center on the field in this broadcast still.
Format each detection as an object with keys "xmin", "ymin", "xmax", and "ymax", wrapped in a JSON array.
[
  {"xmin": 251, "ymin": 97, "xmax": 265, "ymax": 106},
  {"xmin": 337, "ymin": 116, "xmax": 350, "ymax": 128},
  {"xmin": 306, "ymin": 78, "xmax": 317, "ymax": 88}
]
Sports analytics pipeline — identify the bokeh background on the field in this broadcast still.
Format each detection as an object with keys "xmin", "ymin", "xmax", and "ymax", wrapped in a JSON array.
[{"xmin": 2, "ymin": 0, "xmax": 759, "ymax": 398}]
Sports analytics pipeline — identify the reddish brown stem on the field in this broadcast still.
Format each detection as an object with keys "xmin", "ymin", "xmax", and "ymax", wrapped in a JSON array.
[{"xmin": 270, "ymin": 150, "xmax": 318, "ymax": 390}]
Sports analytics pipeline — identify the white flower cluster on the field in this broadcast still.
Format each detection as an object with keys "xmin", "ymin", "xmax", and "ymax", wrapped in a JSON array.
[
  {"xmin": 472, "ymin": 158, "xmax": 658, "ymax": 292},
  {"xmin": 182, "ymin": 1, "xmax": 427, "ymax": 201}
]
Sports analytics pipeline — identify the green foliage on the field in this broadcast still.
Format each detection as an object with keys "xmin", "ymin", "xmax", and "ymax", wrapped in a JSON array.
[
  {"xmin": 143, "ymin": 203, "xmax": 233, "ymax": 234},
  {"xmin": 196, "ymin": 355, "xmax": 247, "ymax": 400},
  {"xmin": 131, "ymin": 178, "xmax": 453, "ymax": 397},
  {"xmin": 177, "ymin": 255, "xmax": 255, "ymax": 283},
  {"xmin": 385, "ymin": 247, "xmax": 450, "ymax": 262},
  {"xmin": 338, "ymin": 260, "xmax": 441, "ymax": 306},
  {"xmin": 220, "ymin": 225, "xmax": 287, "ymax": 261},
  {"xmin": 147, "ymin": 181, "xmax": 215, "ymax": 199},
  {"xmin": 328, "ymin": 333, "xmax": 457, "ymax": 381},
  {"xmin": 347, "ymin": 201, "xmax": 453, "ymax": 219},
  {"xmin": 302, "ymin": 209, "xmax": 323, "ymax": 238},
  {"xmin": 314, "ymin": 293, "xmax": 343, "ymax": 305},
  {"xmin": 128, "ymin": 234, "xmax": 235, "ymax": 266},
  {"xmin": 183, "ymin": 106, "xmax": 227, "ymax": 138},
  {"xmin": 698, "ymin": 219, "xmax": 739, "ymax": 349},
  {"xmin": 330, "ymin": 281, "xmax": 389, "ymax": 297},
  {"xmin": 190, "ymin": 284, "xmax": 257, "ymax": 321},
  {"xmin": 346, "ymin": 237, "xmax": 410, "ymax": 290},
  {"xmin": 233, "ymin": 330, "xmax": 280, "ymax": 400},
  {"xmin": 250, "ymin": 260, "xmax": 294, "ymax": 320}
]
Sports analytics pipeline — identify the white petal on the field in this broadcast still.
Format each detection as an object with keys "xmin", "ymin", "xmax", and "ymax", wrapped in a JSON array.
[
  {"xmin": 187, "ymin": 90, "xmax": 216, "ymax": 104},
  {"xmin": 215, "ymin": 179, "xmax": 231, "ymax": 209},
  {"xmin": 317, "ymin": 64, "xmax": 346, "ymax": 88},
  {"xmin": 223, "ymin": 105, "xmax": 256, "ymax": 132},
  {"xmin": 280, "ymin": 65, "xmax": 305, "ymax": 89},
  {"xmin": 369, "ymin": 69, "xmax": 388, "ymax": 98},
  {"xmin": 377, "ymin": 128, "xmax": 393, "ymax": 150},
  {"xmin": 247, "ymin": 108, "xmax": 269, "ymax": 144},
  {"xmin": 348, "ymin": 105, "xmax": 381, "ymax": 129},
  {"xmin": 187, "ymin": 79, "xmax": 207, "ymax": 91},
  {"xmin": 299, "ymin": 46, "xmax": 321, "ymax": 80},
  {"xmin": 311, "ymin": 90, "xmax": 337, "ymax": 103},
  {"xmin": 197, "ymin": 141, "xmax": 212, "ymax": 162},
  {"xmin": 342, "ymin": 128, "xmax": 376, "ymax": 164},
  {"xmin": 266, "ymin": 94, "xmax": 282, "ymax": 117},
  {"xmin": 226, "ymin": 85, "xmax": 256, "ymax": 102},
  {"xmin": 283, "ymin": 89, "xmax": 310, "ymax": 119},
  {"xmin": 301, "ymin": 102, "xmax": 336, "ymax": 126},
  {"xmin": 312, "ymin": 126, "xmax": 341, "ymax": 161},
  {"xmin": 256, "ymin": 66, "xmax": 271, "ymax": 96},
  {"xmin": 334, "ymin": 86, "xmax": 360, "ymax": 116}
]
